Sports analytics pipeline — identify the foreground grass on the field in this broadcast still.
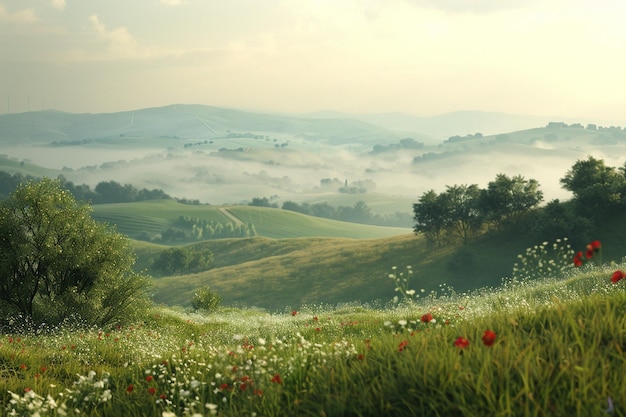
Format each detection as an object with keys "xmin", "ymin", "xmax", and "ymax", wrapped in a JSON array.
[{"xmin": 2, "ymin": 264, "xmax": 626, "ymax": 416}]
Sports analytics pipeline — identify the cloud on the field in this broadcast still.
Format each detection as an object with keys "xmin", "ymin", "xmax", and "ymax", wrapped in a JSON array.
[
  {"xmin": 51, "ymin": 0, "xmax": 67, "ymax": 10},
  {"xmin": 88, "ymin": 14, "xmax": 139, "ymax": 58},
  {"xmin": 0, "ymin": 5, "xmax": 39, "ymax": 23},
  {"xmin": 406, "ymin": 0, "xmax": 545, "ymax": 14}
]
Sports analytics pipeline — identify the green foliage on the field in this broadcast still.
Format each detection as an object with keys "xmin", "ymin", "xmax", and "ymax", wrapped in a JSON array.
[
  {"xmin": 150, "ymin": 246, "xmax": 213, "ymax": 276},
  {"xmin": 529, "ymin": 199, "xmax": 593, "ymax": 245},
  {"xmin": 480, "ymin": 173, "xmax": 543, "ymax": 229},
  {"xmin": 176, "ymin": 215, "xmax": 256, "ymax": 240},
  {"xmin": 560, "ymin": 156, "xmax": 626, "ymax": 218},
  {"xmin": 0, "ymin": 178, "xmax": 151, "ymax": 329},
  {"xmin": 414, "ymin": 173, "xmax": 543, "ymax": 245},
  {"xmin": 191, "ymin": 286, "xmax": 222, "ymax": 312}
]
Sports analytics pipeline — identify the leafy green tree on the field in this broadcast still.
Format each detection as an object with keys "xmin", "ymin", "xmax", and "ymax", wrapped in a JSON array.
[
  {"xmin": 0, "ymin": 178, "xmax": 150, "ymax": 328},
  {"xmin": 480, "ymin": 174, "xmax": 543, "ymax": 229},
  {"xmin": 560, "ymin": 156, "xmax": 626, "ymax": 218},
  {"xmin": 413, "ymin": 189, "xmax": 449, "ymax": 246},
  {"xmin": 442, "ymin": 184, "xmax": 483, "ymax": 244}
]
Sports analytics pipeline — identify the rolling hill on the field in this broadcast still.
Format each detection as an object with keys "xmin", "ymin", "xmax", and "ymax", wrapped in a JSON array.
[
  {"xmin": 144, "ymin": 209, "xmax": 626, "ymax": 311},
  {"xmin": 91, "ymin": 199, "xmax": 411, "ymax": 241}
]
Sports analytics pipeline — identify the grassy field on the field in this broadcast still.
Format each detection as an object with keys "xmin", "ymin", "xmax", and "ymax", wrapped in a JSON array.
[
  {"xmin": 133, "ymin": 208, "xmax": 626, "ymax": 311},
  {"xmin": 2, "ymin": 261, "xmax": 626, "ymax": 416},
  {"xmin": 92, "ymin": 200, "xmax": 411, "ymax": 241},
  {"xmin": 146, "ymin": 233, "xmax": 518, "ymax": 309}
]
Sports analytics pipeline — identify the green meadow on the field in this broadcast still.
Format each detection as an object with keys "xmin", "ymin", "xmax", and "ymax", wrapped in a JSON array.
[
  {"xmin": 3, "ymin": 260, "xmax": 626, "ymax": 416},
  {"xmin": 91, "ymin": 200, "xmax": 410, "ymax": 241}
]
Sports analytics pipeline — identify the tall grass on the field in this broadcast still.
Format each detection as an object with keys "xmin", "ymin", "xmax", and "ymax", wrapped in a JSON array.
[{"xmin": 2, "ymin": 260, "xmax": 626, "ymax": 416}]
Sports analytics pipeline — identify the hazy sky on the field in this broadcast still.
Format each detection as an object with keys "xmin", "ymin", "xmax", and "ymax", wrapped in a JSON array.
[{"xmin": 2, "ymin": 0, "xmax": 625, "ymax": 120}]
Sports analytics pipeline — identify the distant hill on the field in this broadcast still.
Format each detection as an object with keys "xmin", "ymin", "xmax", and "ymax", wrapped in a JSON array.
[
  {"xmin": 2, "ymin": 104, "xmax": 625, "ymax": 209},
  {"xmin": 4, "ymin": 104, "xmax": 620, "ymax": 147},
  {"xmin": 0, "ymin": 104, "xmax": 401, "ymax": 146},
  {"xmin": 302, "ymin": 110, "xmax": 624, "ymax": 142}
]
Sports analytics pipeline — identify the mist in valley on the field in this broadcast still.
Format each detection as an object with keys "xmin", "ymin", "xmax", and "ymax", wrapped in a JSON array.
[{"xmin": 4, "ymin": 113, "xmax": 626, "ymax": 217}]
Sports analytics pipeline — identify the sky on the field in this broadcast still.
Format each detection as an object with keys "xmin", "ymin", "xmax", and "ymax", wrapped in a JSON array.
[{"xmin": 2, "ymin": 0, "xmax": 626, "ymax": 121}]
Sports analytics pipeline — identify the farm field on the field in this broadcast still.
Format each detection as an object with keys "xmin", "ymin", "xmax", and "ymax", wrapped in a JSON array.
[{"xmin": 91, "ymin": 199, "xmax": 411, "ymax": 241}]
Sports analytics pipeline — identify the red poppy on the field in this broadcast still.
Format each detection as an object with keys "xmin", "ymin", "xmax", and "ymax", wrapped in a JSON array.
[
  {"xmin": 271, "ymin": 374, "xmax": 283, "ymax": 384},
  {"xmin": 147, "ymin": 387, "xmax": 156, "ymax": 395},
  {"xmin": 573, "ymin": 252, "xmax": 583, "ymax": 267},
  {"xmin": 611, "ymin": 270, "xmax": 624, "ymax": 284},
  {"xmin": 453, "ymin": 336, "xmax": 469, "ymax": 349},
  {"xmin": 126, "ymin": 384, "xmax": 134, "ymax": 393},
  {"xmin": 589, "ymin": 240, "xmax": 601, "ymax": 251},
  {"xmin": 482, "ymin": 330, "xmax": 496, "ymax": 347},
  {"xmin": 398, "ymin": 340, "xmax": 409, "ymax": 352},
  {"xmin": 585, "ymin": 248, "xmax": 594, "ymax": 259},
  {"xmin": 291, "ymin": 311, "xmax": 298, "ymax": 316},
  {"xmin": 421, "ymin": 313, "xmax": 433, "ymax": 323},
  {"xmin": 145, "ymin": 375, "xmax": 153, "ymax": 382}
]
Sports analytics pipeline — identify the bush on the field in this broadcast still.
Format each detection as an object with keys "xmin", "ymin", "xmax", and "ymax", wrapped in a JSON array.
[{"xmin": 191, "ymin": 286, "xmax": 221, "ymax": 312}]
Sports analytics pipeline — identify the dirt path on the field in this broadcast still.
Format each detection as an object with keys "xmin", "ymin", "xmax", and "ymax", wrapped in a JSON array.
[{"xmin": 219, "ymin": 207, "xmax": 244, "ymax": 226}]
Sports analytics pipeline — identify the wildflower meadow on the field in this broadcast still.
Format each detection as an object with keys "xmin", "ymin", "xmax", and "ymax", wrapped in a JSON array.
[{"xmin": 2, "ymin": 240, "xmax": 626, "ymax": 416}]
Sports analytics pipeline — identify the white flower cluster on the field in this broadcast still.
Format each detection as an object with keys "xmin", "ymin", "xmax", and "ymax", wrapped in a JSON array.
[
  {"xmin": 63, "ymin": 370, "xmax": 112, "ymax": 411},
  {"xmin": 6, "ymin": 389, "xmax": 67, "ymax": 416}
]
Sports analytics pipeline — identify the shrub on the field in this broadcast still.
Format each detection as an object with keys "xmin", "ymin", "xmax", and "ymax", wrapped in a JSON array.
[{"xmin": 191, "ymin": 286, "xmax": 221, "ymax": 312}]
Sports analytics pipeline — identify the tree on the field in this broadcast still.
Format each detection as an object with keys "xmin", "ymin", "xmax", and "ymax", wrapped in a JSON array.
[
  {"xmin": 442, "ymin": 184, "xmax": 483, "ymax": 244},
  {"xmin": 413, "ymin": 190, "xmax": 449, "ymax": 246},
  {"xmin": 560, "ymin": 156, "xmax": 626, "ymax": 218},
  {"xmin": 0, "ymin": 178, "xmax": 150, "ymax": 328},
  {"xmin": 480, "ymin": 174, "xmax": 543, "ymax": 229}
]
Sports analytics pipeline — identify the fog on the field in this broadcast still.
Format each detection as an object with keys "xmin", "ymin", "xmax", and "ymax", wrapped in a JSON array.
[{"xmin": 7, "ymin": 131, "xmax": 626, "ymax": 213}]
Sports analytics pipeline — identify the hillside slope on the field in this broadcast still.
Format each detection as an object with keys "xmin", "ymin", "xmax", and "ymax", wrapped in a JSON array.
[{"xmin": 145, "ymin": 211, "xmax": 626, "ymax": 311}]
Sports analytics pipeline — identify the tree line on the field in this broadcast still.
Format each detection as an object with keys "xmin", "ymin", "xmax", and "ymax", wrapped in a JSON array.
[
  {"xmin": 250, "ymin": 197, "xmax": 412, "ymax": 227},
  {"xmin": 0, "ymin": 171, "xmax": 171, "ymax": 204},
  {"xmin": 413, "ymin": 156, "xmax": 626, "ymax": 246},
  {"xmin": 176, "ymin": 216, "xmax": 257, "ymax": 240}
]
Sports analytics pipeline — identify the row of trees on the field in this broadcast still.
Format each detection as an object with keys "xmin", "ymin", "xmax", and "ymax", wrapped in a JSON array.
[
  {"xmin": 0, "ymin": 171, "xmax": 171, "ymax": 204},
  {"xmin": 281, "ymin": 200, "xmax": 412, "ymax": 227},
  {"xmin": 149, "ymin": 246, "xmax": 213, "ymax": 277},
  {"xmin": 249, "ymin": 196, "xmax": 412, "ymax": 227},
  {"xmin": 414, "ymin": 157, "xmax": 626, "ymax": 246},
  {"xmin": 413, "ymin": 174, "xmax": 543, "ymax": 245},
  {"xmin": 176, "ymin": 216, "xmax": 257, "ymax": 240}
]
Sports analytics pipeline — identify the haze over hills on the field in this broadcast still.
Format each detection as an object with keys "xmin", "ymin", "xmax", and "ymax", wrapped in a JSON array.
[{"xmin": 1, "ymin": 104, "xmax": 625, "ymax": 211}]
